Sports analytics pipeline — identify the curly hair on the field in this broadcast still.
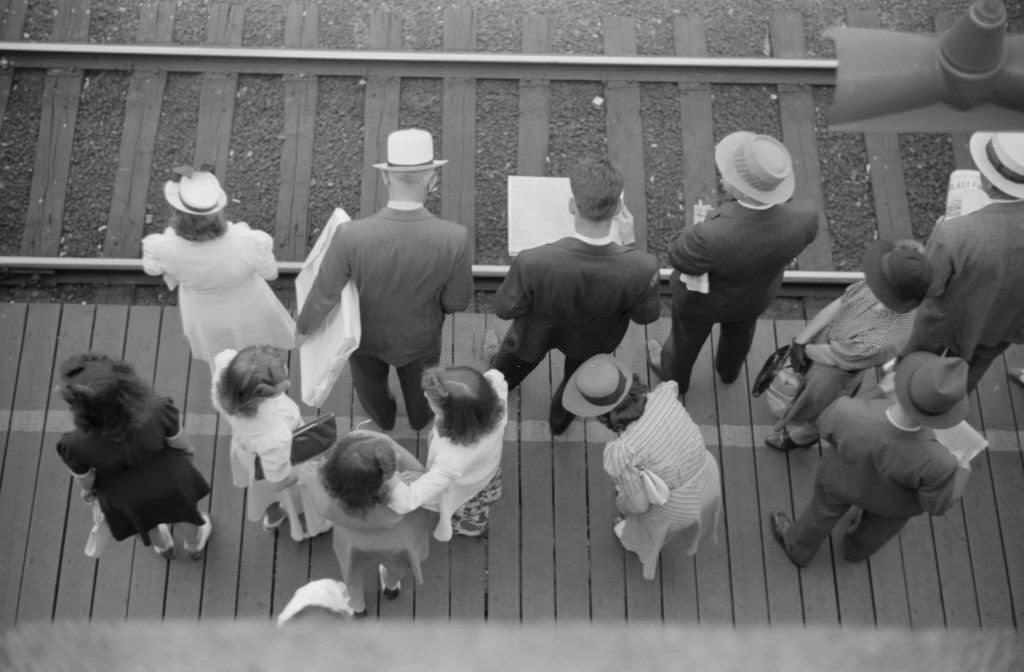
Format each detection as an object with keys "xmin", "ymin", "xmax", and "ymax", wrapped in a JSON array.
[
  {"xmin": 569, "ymin": 158, "xmax": 624, "ymax": 222},
  {"xmin": 421, "ymin": 366, "xmax": 504, "ymax": 446},
  {"xmin": 596, "ymin": 375, "xmax": 649, "ymax": 434},
  {"xmin": 215, "ymin": 346, "xmax": 289, "ymax": 417},
  {"xmin": 59, "ymin": 352, "xmax": 159, "ymax": 444},
  {"xmin": 170, "ymin": 210, "xmax": 228, "ymax": 242},
  {"xmin": 320, "ymin": 431, "xmax": 397, "ymax": 517}
]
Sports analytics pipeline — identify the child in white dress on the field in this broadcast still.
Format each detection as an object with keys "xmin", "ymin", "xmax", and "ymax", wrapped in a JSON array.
[
  {"xmin": 142, "ymin": 168, "xmax": 294, "ymax": 366},
  {"xmin": 212, "ymin": 346, "xmax": 330, "ymax": 541},
  {"xmin": 386, "ymin": 366, "xmax": 508, "ymax": 540}
]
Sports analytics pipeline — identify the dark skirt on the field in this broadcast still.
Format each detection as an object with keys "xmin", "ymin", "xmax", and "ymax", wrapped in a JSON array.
[
  {"xmin": 777, "ymin": 362, "xmax": 866, "ymax": 429},
  {"xmin": 96, "ymin": 449, "xmax": 210, "ymax": 545}
]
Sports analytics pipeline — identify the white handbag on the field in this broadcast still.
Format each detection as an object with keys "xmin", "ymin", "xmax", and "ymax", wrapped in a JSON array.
[{"xmin": 295, "ymin": 208, "xmax": 362, "ymax": 408}]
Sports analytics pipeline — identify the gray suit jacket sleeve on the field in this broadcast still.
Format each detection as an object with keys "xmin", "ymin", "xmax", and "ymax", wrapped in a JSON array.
[
  {"xmin": 440, "ymin": 230, "xmax": 473, "ymax": 314},
  {"xmin": 667, "ymin": 223, "xmax": 714, "ymax": 276}
]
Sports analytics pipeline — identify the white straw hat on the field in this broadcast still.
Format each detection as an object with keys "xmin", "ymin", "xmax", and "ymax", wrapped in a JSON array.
[
  {"xmin": 715, "ymin": 131, "xmax": 795, "ymax": 205},
  {"xmin": 164, "ymin": 168, "xmax": 228, "ymax": 215},
  {"xmin": 969, "ymin": 132, "xmax": 1024, "ymax": 200},
  {"xmin": 372, "ymin": 128, "xmax": 448, "ymax": 172},
  {"xmin": 276, "ymin": 579, "xmax": 354, "ymax": 625}
]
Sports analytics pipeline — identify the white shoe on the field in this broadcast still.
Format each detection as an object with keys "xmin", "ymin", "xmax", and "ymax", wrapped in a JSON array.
[
  {"xmin": 184, "ymin": 513, "xmax": 213, "ymax": 560},
  {"xmin": 379, "ymin": 565, "xmax": 401, "ymax": 600},
  {"xmin": 152, "ymin": 524, "xmax": 174, "ymax": 559}
]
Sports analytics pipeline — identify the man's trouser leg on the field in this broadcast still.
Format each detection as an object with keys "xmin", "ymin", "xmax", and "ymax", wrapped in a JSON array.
[
  {"xmin": 490, "ymin": 330, "xmax": 543, "ymax": 390},
  {"xmin": 842, "ymin": 510, "xmax": 910, "ymax": 562},
  {"xmin": 349, "ymin": 353, "xmax": 397, "ymax": 431},
  {"xmin": 716, "ymin": 317, "xmax": 758, "ymax": 384},
  {"xmin": 667, "ymin": 308, "xmax": 714, "ymax": 397},
  {"xmin": 783, "ymin": 479, "xmax": 850, "ymax": 566},
  {"xmin": 396, "ymin": 353, "xmax": 438, "ymax": 431}
]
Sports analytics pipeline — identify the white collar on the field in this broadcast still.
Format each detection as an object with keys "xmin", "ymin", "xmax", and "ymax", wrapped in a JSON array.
[
  {"xmin": 885, "ymin": 406, "xmax": 921, "ymax": 432},
  {"xmin": 386, "ymin": 200, "xmax": 423, "ymax": 211},
  {"xmin": 573, "ymin": 232, "xmax": 616, "ymax": 246}
]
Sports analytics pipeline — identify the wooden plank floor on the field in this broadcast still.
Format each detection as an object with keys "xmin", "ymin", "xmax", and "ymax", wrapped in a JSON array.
[{"xmin": 2, "ymin": 303, "xmax": 1023, "ymax": 628}]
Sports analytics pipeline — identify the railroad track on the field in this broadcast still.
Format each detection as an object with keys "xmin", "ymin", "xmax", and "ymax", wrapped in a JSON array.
[{"xmin": 0, "ymin": 3, "xmax": 989, "ymax": 300}]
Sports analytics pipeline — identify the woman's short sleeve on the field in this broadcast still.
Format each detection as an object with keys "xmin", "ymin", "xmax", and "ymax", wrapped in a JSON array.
[
  {"xmin": 141, "ymin": 231, "xmax": 178, "ymax": 289},
  {"xmin": 238, "ymin": 223, "xmax": 279, "ymax": 281},
  {"xmin": 56, "ymin": 434, "xmax": 91, "ymax": 476}
]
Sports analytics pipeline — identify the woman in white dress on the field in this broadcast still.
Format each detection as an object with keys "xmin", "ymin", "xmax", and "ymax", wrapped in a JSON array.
[
  {"xmin": 142, "ymin": 167, "xmax": 294, "ymax": 366},
  {"xmin": 212, "ymin": 345, "xmax": 330, "ymax": 541}
]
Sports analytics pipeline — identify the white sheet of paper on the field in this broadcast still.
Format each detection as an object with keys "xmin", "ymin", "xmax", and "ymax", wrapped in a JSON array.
[
  {"xmin": 933, "ymin": 420, "xmax": 988, "ymax": 467},
  {"xmin": 507, "ymin": 176, "xmax": 621, "ymax": 255},
  {"xmin": 679, "ymin": 272, "xmax": 710, "ymax": 293}
]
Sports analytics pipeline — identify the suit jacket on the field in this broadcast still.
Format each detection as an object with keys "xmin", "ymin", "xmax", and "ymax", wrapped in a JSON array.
[
  {"xmin": 668, "ymin": 200, "xmax": 818, "ymax": 320},
  {"xmin": 905, "ymin": 201, "xmax": 1024, "ymax": 359},
  {"xmin": 815, "ymin": 397, "xmax": 966, "ymax": 518},
  {"xmin": 494, "ymin": 237, "xmax": 660, "ymax": 363},
  {"xmin": 296, "ymin": 207, "xmax": 473, "ymax": 366}
]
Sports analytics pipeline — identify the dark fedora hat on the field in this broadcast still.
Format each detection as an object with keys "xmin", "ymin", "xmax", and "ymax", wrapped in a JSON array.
[
  {"xmin": 862, "ymin": 240, "xmax": 933, "ymax": 313},
  {"xmin": 894, "ymin": 352, "xmax": 969, "ymax": 429}
]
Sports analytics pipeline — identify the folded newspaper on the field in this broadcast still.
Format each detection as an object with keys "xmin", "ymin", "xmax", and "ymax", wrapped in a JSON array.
[
  {"xmin": 944, "ymin": 169, "xmax": 990, "ymax": 220},
  {"xmin": 933, "ymin": 420, "xmax": 988, "ymax": 468},
  {"xmin": 295, "ymin": 208, "xmax": 361, "ymax": 408}
]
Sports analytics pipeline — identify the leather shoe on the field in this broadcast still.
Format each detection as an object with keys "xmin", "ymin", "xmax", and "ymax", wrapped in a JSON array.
[
  {"xmin": 764, "ymin": 429, "xmax": 815, "ymax": 452},
  {"xmin": 548, "ymin": 405, "xmax": 575, "ymax": 437}
]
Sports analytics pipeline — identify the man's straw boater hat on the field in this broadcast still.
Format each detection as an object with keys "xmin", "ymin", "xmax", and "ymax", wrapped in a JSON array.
[
  {"xmin": 373, "ymin": 128, "xmax": 448, "ymax": 172},
  {"xmin": 969, "ymin": 132, "xmax": 1024, "ymax": 200},
  {"xmin": 715, "ymin": 131, "xmax": 795, "ymax": 205},
  {"xmin": 164, "ymin": 167, "xmax": 228, "ymax": 216}
]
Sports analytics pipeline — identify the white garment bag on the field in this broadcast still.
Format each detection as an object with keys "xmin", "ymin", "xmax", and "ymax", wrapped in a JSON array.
[{"xmin": 295, "ymin": 208, "xmax": 361, "ymax": 407}]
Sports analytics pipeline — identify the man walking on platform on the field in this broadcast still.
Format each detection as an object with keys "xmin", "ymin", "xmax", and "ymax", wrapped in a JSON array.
[
  {"xmin": 650, "ymin": 131, "xmax": 818, "ymax": 397},
  {"xmin": 296, "ymin": 129, "xmax": 473, "ymax": 431},
  {"xmin": 903, "ymin": 131, "xmax": 1024, "ymax": 392},
  {"xmin": 768, "ymin": 352, "xmax": 971, "ymax": 567},
  {"xmin": 485, "ymin": 158, "xmax": 660, "ymax": 436}
]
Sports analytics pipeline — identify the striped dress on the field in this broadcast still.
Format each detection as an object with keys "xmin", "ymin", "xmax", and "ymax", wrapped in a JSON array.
[{"xmin": 603, "ymin": 381, "xmax": 722, "ymax": 580}]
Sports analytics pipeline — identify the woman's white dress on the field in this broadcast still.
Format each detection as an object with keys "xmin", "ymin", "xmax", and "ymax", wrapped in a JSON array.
[
  {"xmin": 212, "ymin": 350, "xmax": 330, "ymax": 541},
  {"xmin": 142, "ymin": 222, "xmax": 295, "ymax": 363}
]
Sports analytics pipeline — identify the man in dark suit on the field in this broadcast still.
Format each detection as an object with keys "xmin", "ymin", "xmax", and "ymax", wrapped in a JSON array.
[
  {"xmin": 650, "ymin": 131, "xmax": 818, "ymax": 396},
  {"xmin": 768, "ymin": 352, "xmax": 971, "ymax": 566},
  {"xmin": 903, "ymin": 131, "xmax": 1024, "ymax": 392},
  {"xmin": 296, "ymin": 129, "xmax": 473, "ymax": 431},
  {"xmin": 487, "ymin": 159, "xmax": 661, "ymax": 436}
]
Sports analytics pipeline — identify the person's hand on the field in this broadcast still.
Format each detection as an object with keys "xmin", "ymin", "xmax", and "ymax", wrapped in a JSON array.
[
  {"xmin": 789, "ymin": 341, "xmax": 811, "ymax": 374},
  {"xmin": 613, "ymin": 202, "xmax": 636, "ymax": 245}
]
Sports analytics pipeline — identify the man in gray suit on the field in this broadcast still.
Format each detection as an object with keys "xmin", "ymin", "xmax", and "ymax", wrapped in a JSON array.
[
  {"xmin": 768, "ymin": 352, "xmax": 971, "ymax": 567},
  {"xmin": 903, "ymin": 131, "xmax": 1024, "ymax": 391},
  {"xmin": 297, "ymin": 129, "xmax": 473, "ymax": 430}
]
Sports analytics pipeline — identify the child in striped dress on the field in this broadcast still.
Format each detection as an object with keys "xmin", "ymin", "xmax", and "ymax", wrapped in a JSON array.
[{"xmin": 563, "ymin": 355, "xmax": 721, "ymax": 580}]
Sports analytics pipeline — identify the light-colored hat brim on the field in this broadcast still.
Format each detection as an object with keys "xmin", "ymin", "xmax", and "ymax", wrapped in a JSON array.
[
  {"xmin": 164, "ymin": 180, "xmax": 228, "ymax": 215},
  {"xmin": 894, "ymin": 352, "xmax": 969, "ymax": 430},
  {"xmin": 372, "ymin": 159, "xmax": 448, "ymax": 172},
  {"xmin": 561, "ymin": 354, "xmax": 633, "ymax": 418},
  {"xmin": 715, "ymin": 131, "xmax": 795, "ymax": 205},
  {"xmin": 969, "ymin": 132, "xmax": 1024, "ymax": 200}
]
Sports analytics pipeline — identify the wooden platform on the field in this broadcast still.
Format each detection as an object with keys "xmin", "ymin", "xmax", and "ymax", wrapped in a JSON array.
[{"xmin": 1, "ymin": 303, "xmax": 1023, "ymax": 628}]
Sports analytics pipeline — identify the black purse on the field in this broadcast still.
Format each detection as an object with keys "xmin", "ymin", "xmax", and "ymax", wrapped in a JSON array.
[
  {"xmin": 752, "ymin": 345, "xmax": 791, "ymax": 397},
  {"xmin": 253, "ymin": 413, "xmax": 338, "ymax": 481}
]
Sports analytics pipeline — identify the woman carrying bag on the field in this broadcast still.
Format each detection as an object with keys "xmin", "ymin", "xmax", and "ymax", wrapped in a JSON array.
[
  {"xmin": 212, "ymin": 345, "xmax": 332, "ymax": 541},
  {"xmin": 56, "ymin": 353, "xmax": 212, "ymax": 560},
  {"xmin": 765, "ymin": 240, "xmax": 933, "ymax": 451}
]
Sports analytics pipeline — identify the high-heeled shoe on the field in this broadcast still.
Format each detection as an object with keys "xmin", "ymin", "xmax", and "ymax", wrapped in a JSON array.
[
  {"xmin": 183, "ymin": 513, "xmax": 213, "ymax": 561},
  {"xmin": 152, "ymin": 524, "xmax": 174, "ymax": 559}
]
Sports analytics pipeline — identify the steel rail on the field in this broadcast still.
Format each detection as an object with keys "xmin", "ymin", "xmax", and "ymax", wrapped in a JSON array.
[
  {"xmin": 0, "ymin": 256, "xmax": 862, "ymax": 298},
  {"xmin": 0, "ymin": 41, "xmax": 838, "ymax": 85}
]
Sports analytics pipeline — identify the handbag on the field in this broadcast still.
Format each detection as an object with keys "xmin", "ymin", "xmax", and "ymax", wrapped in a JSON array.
[
  {"xmin": 764, "ymin": 364, "xmax": 804, "ymax": 419},
  {"xmin": 752, "ymin": 345, "xmax": 791, "ymax": 397},
  {"xmin": 253, "ymin": 413, "xmax": 338, "ymax": 481}
]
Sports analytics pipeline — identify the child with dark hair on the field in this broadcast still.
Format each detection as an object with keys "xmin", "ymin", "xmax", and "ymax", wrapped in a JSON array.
[
  {"xmin": 56, "ymin": 353, "xmax": 212, "ymax": 559},
  {"xmin": 212, "ymin": 345, "xmax": 330, "ymax": 541},
  {"xmin": 313, "ymin": 430, "xmax": 437, "ymax": 614},
  {"xmin": 386, "ymin": 366, "xmax": 508, "ymax": 539}
]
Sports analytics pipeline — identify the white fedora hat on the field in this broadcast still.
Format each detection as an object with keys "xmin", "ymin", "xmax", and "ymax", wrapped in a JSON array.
[
  {"xmin": 969, "ymin": 132, "xmax": 1024, "ymax": 200},
  {"xmin": 372, "ymin": 128, "xmax": 448, "ymax": 172},
  {"xmin": 715, "ymin": 131, "xmax": 795, "ymax": 205},
  {"xmin": 164, "ymin": 168, "xmax": 228, "ymax": 215}
]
